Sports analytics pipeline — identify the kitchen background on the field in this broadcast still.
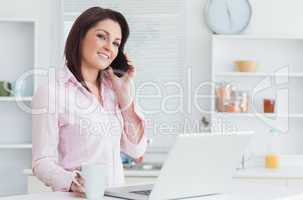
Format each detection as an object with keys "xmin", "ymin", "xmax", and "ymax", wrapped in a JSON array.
[{"xmin": 1, "ymin": 0, "xmax": 303, "ymax": 196}]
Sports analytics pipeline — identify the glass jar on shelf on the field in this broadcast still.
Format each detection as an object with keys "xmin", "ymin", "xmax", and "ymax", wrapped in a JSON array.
[
  {"xmin": 225, "ymin": 99, "xmax": 241, "ymax": 113},
  {"xmin": 215, "ymin": 82, "xmax": 233, "ymax": 112},
  {"xmin": 237, "ymin": 91, "xmax": 250, "ymax": 112},
  {"xmin": 229, "ymin": 90, "xmax": 250, "ymax": 113},
  {"xmin": 263, "ymin": 98, "xmax": 275, "ymax": 113}
]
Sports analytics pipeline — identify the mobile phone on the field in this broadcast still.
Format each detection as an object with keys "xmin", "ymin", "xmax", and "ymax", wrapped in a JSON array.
[{"xmin": 110, "ymin": 50, "xmax": 129, "ymax": 77}]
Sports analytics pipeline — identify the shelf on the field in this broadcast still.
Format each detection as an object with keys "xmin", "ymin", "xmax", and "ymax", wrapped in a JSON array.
[
  {"xmin": 213, "ymin": 112, "xmax": 303, "ymax": 118},
  {"xmin": 212, "ymin": 33, "xmax": 303, "ymax": 156},
  {"xmin": 0, "ymin": 96, "xmax": 32, "ymax": 102},
  {"xmin": 0, "ymin": 144, "xmax": 32, "ymax": 149},
  {"xmin": 0, "ymin": 18, "xmax": 36, "ymax": 23},
  {"xmin": 215, "ymin": 72, "xmax": 303, "ymax": 78},
  {"xmin": 213, "ymin": 34, "xmax": 303, "ymax": 40}
]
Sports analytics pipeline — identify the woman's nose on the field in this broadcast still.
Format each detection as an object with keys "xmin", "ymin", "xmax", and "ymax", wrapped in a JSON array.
[{"xmin": 103, "ymin": 40, "xmax": 114, "ymax": 52}]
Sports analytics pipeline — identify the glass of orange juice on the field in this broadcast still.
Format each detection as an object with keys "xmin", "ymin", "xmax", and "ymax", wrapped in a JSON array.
[{"xmin": 265, "ymin": 154, "xmax": 279, "ymax": 169}]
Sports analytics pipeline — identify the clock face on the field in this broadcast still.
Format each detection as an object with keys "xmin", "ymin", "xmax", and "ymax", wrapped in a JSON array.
[{"xmin": 205, "ymin": 0, "xmax": 252, "ymax": 34}]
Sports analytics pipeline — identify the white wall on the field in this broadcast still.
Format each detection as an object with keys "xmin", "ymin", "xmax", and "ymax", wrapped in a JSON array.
[
  {"xmin": 249, "ymin": 0, "xmax": 303, "ymax": 36},
  {"xmin": 185, "ymin": 0, "xmax": 212, "ymax": 125}
]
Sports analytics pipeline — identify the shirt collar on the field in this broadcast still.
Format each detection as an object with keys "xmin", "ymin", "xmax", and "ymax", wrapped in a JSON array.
[
  {"xmin": 58, "ymin": 65, "xmax": 112, "ymax": 89},
  {"xmin": 58, "ymin": 66, "xmax": 78, "ymax": 84}
]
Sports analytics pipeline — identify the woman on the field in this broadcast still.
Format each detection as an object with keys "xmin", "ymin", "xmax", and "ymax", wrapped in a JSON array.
[{"xmin": 32, "ymin": 7, "xmax": 146, "ymax": 194}]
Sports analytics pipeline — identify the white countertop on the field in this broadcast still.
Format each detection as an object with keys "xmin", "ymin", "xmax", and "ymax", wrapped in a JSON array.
[
  {"xmin": 124, "ymin": 167, "xmax": 303, "ymax": 179},
  {"xmin": 234, "ymin": 167, "xmax": 303, "ymax": 179},
  {"xmin": 124, "ymin": 169, "xmax": 160, "ymax": 177},
  {"xmin": 2, "ymin": 183, "xmax": 303, "ymax": 200},
  {"xmin": 23, "ymin": 166, "xmax": 303, "ymax": 179},
  {"xmin": 123, "ymin": 168, "xmax": 303, "ymax": 179}
]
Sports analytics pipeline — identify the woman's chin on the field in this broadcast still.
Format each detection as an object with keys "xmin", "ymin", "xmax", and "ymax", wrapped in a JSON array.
[{"xmin": 95, "ymin": 63, "xmax": 109, "ymax": 71}]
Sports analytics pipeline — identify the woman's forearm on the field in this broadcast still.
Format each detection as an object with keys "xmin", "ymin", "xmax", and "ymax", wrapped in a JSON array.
[{"xmin": 120, "ymin": 102, "xmax": 144, "ymax": 144}]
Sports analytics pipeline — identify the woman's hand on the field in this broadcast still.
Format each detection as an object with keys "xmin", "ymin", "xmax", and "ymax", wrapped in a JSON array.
[
  {"xmin": 70, "ymin": 172, "xmax": 85, "ymax": 197},
  {"xmin": 134, "ymin": 156, "xmax": 144, "ymax": 164},
  {"xmin": 105, "ymin": 53, "xmax": 136, "ymax": 110}
]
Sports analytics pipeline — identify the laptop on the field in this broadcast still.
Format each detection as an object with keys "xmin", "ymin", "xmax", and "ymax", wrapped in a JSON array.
[{"xmin": 105, "ymin": 132, "xmax": 253, "ymax": 200}]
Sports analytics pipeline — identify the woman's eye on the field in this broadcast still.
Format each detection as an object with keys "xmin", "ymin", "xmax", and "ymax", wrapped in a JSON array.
[
  {"xmin": 113, "ymin": 42, "xmax": 120, "ymax": 47},
  {"xmin": 97, "ymin": 34, "xmax": 106, "ymax": 40}
]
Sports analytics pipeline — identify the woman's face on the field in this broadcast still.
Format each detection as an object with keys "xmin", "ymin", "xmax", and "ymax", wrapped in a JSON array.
[{"xmin": 80, "ymin": 19, "xmax": 122, "ymax": 71}]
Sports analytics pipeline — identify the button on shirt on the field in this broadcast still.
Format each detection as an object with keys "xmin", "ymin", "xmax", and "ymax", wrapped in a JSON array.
[{"xmin": 32, "ymin": 66, "xmax": 147, "ymax": 191}]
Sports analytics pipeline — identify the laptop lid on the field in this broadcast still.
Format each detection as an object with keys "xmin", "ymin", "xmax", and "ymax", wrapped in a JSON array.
[{"xmin": 149, "ymin": 132, "xmax": 253, "ymax": 200}]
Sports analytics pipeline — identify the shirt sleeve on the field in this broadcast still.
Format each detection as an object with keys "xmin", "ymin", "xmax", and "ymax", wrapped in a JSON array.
[
  {"xmin": 120, "ymin": 102, "xmax": 147, "ymax": 159},
  {"xmin": 31, "ymin": 85, "xmax": 73, "ymax": 192}
]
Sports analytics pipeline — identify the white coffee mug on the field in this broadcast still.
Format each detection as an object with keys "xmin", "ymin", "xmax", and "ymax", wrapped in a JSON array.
[{"xmin": 72, "ymin": 163, "xmax": 108, "ymax": 200}]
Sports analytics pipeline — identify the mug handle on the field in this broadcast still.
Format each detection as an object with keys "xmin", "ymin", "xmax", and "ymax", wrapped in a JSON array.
[{"xmin": 71, "ymin": 170, "xmax": 82, "ymax": 187}]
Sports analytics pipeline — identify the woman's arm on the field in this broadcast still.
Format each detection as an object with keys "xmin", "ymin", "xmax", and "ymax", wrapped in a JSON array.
[
  {"xmin": 119, "ymin": 93, "xmax": 144, "ymax": 144},
  {"xmin": 119, "ymin": 101, "xmax": 147, "ymax": 159},
  {"xmin": 32, "ymin": 85, "xmax": 73, "ymax": 191},
  {"xmin": 117, "ymin": 86, "xmax": 147, "ymax": 158},
  {"xmin": 106, "ymin": 54, "xmax": 147, "ymax": 159}
]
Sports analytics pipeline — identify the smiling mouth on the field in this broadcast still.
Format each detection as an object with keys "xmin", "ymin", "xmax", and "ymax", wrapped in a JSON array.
[{"xmin": 97, "ymin": 52, "xmax": 110, "ymax": 60}]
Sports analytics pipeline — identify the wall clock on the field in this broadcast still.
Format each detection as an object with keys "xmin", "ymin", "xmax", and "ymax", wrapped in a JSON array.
[{"xmin": 205, "ymin": 0, "xmax": 252, "ymax": 34}]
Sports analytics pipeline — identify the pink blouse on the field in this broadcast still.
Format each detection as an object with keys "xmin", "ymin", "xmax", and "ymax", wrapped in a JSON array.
[{"xmin": 32, "ymin": 66, "xmax": 147, "ymax": 191}]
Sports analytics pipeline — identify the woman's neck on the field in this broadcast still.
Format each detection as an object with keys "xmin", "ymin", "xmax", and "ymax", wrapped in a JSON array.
[{"xmin": 81, "ymin": 65, "xmax": 100, "ymax": 87}]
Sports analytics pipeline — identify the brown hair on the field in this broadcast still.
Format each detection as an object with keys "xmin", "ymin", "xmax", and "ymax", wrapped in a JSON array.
[{"xmin": 64, "ymin": 7, "xmax": 129, "ymax": 91}]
